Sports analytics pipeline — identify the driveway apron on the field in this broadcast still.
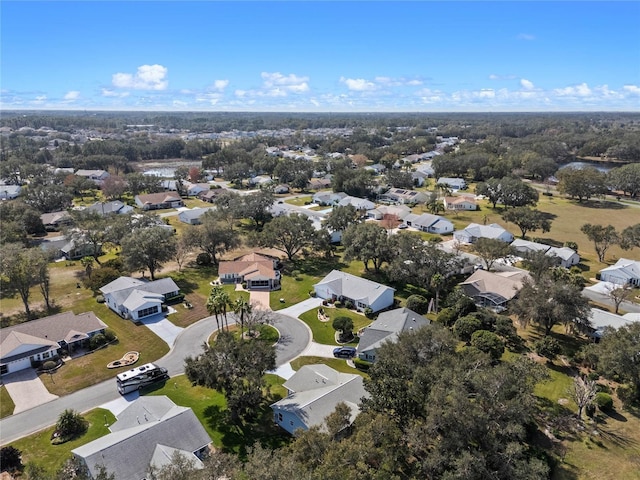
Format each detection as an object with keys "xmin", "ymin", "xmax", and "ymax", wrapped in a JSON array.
[
  {"xmin": 3, "ymin": 369, "xmax": 59, "ymax": 414},
  {"xmin": 249, "ymin": 290, "xmax": 272, "ymax": 310}
]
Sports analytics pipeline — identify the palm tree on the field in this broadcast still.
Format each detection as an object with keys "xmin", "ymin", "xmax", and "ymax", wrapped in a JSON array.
[
  {"xmin": 232, "ymin": 297, "xmax": 253, "ymax": 339},
  {"xmin": 206, "ymin": 285, "xmax": 231, "ymax": 331},
  {"xmin": 430, "ymin": 273, "xmax": 445, "ymax": 313}
]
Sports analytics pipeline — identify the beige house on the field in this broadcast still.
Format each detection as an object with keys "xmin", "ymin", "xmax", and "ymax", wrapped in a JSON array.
[{"xmin": 218, "ymin": 253, "xmax": 281, "ymax": 290}]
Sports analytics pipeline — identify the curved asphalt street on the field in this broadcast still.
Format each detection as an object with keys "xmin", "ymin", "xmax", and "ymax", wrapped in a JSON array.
[{"xmin": 0, "ymin": 311, "xmax": 310, "ymax": 445}]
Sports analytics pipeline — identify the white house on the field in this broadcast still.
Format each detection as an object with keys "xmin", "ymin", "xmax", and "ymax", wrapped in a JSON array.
[
  {"xmin": 135, "ymin": 192, "xmax": 184, "ymax": 210},
  {"xmin": 99, "ymin": 277, "xmax": 181, "ymax": 321},
  {"xmin": 314, "ymin": 270, "xmax": 395, "ymax": 313},
  {"xmin": 183, "ymin": 181, "xmax": 210, "ymax": 197},
  {"xmin": 378, "ymin": 188, "xmax": 429, "ymax": 205},
  {"xmin": 510, "ymin": 239, "xmax": 580, "ymax": 268},
  {"xmin": 599, "ymin": 258, "xmax": 640, "ymax": 286},
  {"xmin": 443, "ymin": 196, "xmax": 477, "ymax": 211},
  {"xmin": 75, "ymin": 169, "xmax": 110, "ymax": 185},
  {"xmin": 271, "ymin": 364, "xmax": 369, "ymax": 435},
  {"xmin": 437, "ymin": 177, "xmax": 467, "ymax": 191},
  {"xmin": 1, "ymin": 312, "xmax": 107, "ymax": 376},
  {"xmin": 72, "ymin": 396, "xmax": 211, "ymax": 480},
  {"xmin": 367, "ymin": 204, "xmax": 412, "ymax": 221},
  {"xmin": 85, "ymin": 200, "xmax": 134, "ymax": 216},
  {"xmin": 405, "ymin": 213, "xmax": 454, "ymax": 234},
  {"xmin": 312, "ymin": 191, "xmax": 347, "ymax": 206},
  {"xmin": 584, "ymin": 308, "xmax": 637, "ymax": 341},
  {"xmin": 337, "ymin": 195, "xmax": 376, "ymax": 211},
  {"xmin": 0, "ymin": 185, "xmax": 21, "ymax": 200},
  {"xmin": 178, "ymin": 207, "xmax": 215, "ymax": 225},
  {"xmin": 357, "ymin": 308, "xmax": 430, "ymax": 362},
  {"xmin": 453, "ymin": 223, "xmax": 514, "ymax": 244}
]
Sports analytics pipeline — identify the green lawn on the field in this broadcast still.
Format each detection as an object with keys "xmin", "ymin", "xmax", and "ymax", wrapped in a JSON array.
[
  {"xmin": 299, "ymin": 307, "xmax": 372, "ymax": 345},
  {"xmin": 0, "ymin": 386, "xmax": 15, "ymax": 419},
  {"xmin": 8, "ymin": 408, "xmax": 116, "ymax": 477},
  {"xmin": 284, "ymin": 195, "xmax": 313, "ymax": 206},
  {"xmin": 290, "ymin": 356, "xmax": 368, "ymax": 378}
]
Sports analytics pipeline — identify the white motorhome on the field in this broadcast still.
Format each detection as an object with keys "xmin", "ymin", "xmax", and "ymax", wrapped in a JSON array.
[{"xmin": 116, "ymin": 363, "xmax": 169, "ymax": 395}]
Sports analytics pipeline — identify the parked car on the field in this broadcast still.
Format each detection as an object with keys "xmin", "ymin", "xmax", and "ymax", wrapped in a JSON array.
[{"xmin": 333, "ymin": 346, "xmax": 357, "ymax": 359}]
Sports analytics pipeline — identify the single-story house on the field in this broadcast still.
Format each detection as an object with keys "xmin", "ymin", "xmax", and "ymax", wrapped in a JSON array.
[
  {"xmin": 599, "ymin": 258, "xmax": 640, "ymax": 286},
  {"xmin": 0, "ymin": 184, "xmax": 21, "ymax": 200},
  {"xmin": 583, "ymin": 308, "xmax": 637, "ymax": 341},
  {"xmin": 309, "ymin": 177, "xmax": 332, "ymax": 190},
  {"xmin": 75, "ymin": 169, "xmax": 110, "ymax": 185},
  {"xmin": 1, "ymin": 311, "xmax": 107, "ymax": 376},
  {"xmin": 198, "ymin": 189, "xmax": 223, "ymax": 203},
  {"xmin": 437, "ymin": 177, "xmax": 467, "ymax": 191},
  {"xmin": 135, "ymin": 192, "xmax": 184, "ymax": 210},
  {"xmin": 248, "ymin": 175, "xmax": 274, "ymax": 187},
  {"xmin": 411, "ymin": 171, "xmax": 429, "ymax": 187},
  {"xmin": 313, "ymin": 191, "xmax": 347, "ymax": 206},
  {"xmin": 270, "ymin": 203, "xmax": 342, "ymax": 243},
  {"xmin": 356, "ymin": 307, "xmax": 430, "ymax": 362},
  {"xmin": 453, "ymin": 223, "xmax": 514, "ymax": 244},
  {"xmin": 407, "ymin": 213, "xmax": 454, "ymax": 234},
  {"xmin": 314, "ymin": 270, "xmax": 395, "ymax": 313},
  {"xmin": 510, "ymin": 239, "xmax": 580, "ymax": 268},
  {"xmin": 378, "ymin": 188, "xmax": 429, "ymax": 205},
  {"xmin": 443, "ymin": 196, "xmax": 477, "ymax": 211},
  {"xmin": 72, "ymin": 396, "xmax": 211, "ymax": 480},
  {"xmin": 460, "ymin": 269, "xmax": 530, "ymax": 310},
  {"xmin": 274, "ymin": 184, "xmax": 290, "ymax": 194},
  {"xmin": 178, "ymin": 207, "xmax": 215, "ymax": 225},
  {"xmin": 366, "ymin": 163, "xmax": 387, "ymax": 174},
  {"xmin": 271, "ymin": 364, "xmax": 369, "ymax": 435},
  {"xmin": 99, "ymin": 276, "xmax": 181, "ymax": 321},
  {"xmin": 183, "ymin": 181, "xmax": 210, "ymax": 197},
  {"xmin": 337, "ymin": 195, "xmax": 376, "ymax": 211},
  {"xmin": 85, "ymin": 201, "xmax": 134, "ymax": 217},
  {"xmin": 40, "ymin": 210, "xmax": 73, "ymax": 231},
  {"xmin": 415, "ymin": 163, "xmax": 435, "ymax": 177},
  {"xmin": 218, "ymin": 253, "xmax": 281, "ymax": 290},
  {"xmin": 367, "ymin": 204, "xmax": 412, "ymax": 221},
  {"xmin": 160, "ymin": 180, "xmax": 178, "ymax": 191}
]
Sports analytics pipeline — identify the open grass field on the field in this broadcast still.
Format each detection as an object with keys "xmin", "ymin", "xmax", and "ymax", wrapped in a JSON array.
[{"xmin": 8, "ymin": 408, "xmax": 116, "ymax": 477}]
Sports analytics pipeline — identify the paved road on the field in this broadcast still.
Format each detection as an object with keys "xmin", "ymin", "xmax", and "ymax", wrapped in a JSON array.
[
  {"xmin": 582, "ymin": 288, "xmax": 640, "ymax": 314},
  {"xmin": 0, "ymin": 311, "xmax": 309, "ymax": 445}
]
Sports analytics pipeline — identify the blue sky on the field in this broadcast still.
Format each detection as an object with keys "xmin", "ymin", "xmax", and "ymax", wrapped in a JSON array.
[{"xmin": 2, "ymin": 1, "xmax": 639, "ymax": 112}]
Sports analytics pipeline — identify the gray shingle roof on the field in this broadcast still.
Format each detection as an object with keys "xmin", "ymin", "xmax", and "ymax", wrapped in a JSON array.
[
  {"xmin": 357, "ymin": 307, "xmax": 430, "ymax": 353},
  {"xmin": 314, "ymin": 270, "xmax": 395, "ymax": 305},
  {"xmin": 72, "ymin": 397, "xmax": 210, "ymax": 480}
]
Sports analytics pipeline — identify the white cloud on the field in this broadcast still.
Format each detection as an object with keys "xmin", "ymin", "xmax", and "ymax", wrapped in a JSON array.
[
  {"xmin": 623, "ymin": 85, "xmax": 640, "ymax": 95},
  {"xmin": 35, "ymin": 95, "xmax": 47, "ymax": 102},
  {"xmin": 553, "ymin": 82, "xmax": 592, "ymax": 97},
  {"xmin": 213, "ymin": 79, "xmax": 229, "ymax": 91},
  {"xmin": 64, "ymin": 91, "xmax": 80, "ymax": 101},
  {"xmin": 340, "ymin": 77, "xmax": 377, "ymax": 91},
  {"xmin": 310, "ymin": 98, "xmax": 320, "ymax": 107},
  {"xmin": 261, "ymin": 72, "xmax": 309, "ymax": 94},
  {"xmin": 102, "ymin": 88, "xmax": 129, "ymax": 98},
  {"xmin": 520, "ymin": 79, "xmax": 534, "ymax": 90},
  {"xmin": 517, "ymin": 33, "xmax": 535, "ymax": 41},
  {"xmin": 112, "ymin": 64, "xmax": 168, "ymax": 90},
  {"xmin": 489, "ymin": 74, "xmax": 517, "ymax": 81}
]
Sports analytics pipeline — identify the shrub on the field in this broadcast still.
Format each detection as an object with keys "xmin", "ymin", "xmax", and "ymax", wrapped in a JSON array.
[
  {"xmin": 344, "ymin": 300, "xmax": 354, "ymax": 310},
  {"xmin": 587, "ymin": 371, "xmax": 600, "ymax": 382},
  {"xmin": 55, "ymin": 409, "xmax": 87, "ymax": 442},
  {"xmin": 89, "ymin": 334, "xmax": 108, "ymax": 350},
  {"xmin": 104, "ymin": 329, "xmax": 116, "ymax": 342},
  {"xmin": 291, "ymin": 270, "xmax": 302, "ymax": 280},
  {"xmin": 364, "ymin": 307, "xmax": 374, "ymax": 318},
  {"xmin": 96, "ymin": 295, "xmax": 105, "ymax": 303},
  {"xmin": 196, "ymin": 252, "xmax": 211, "ymax": 265},
  {"xmin": 83, "ymin": 266, "xmax": 120, "ymax": 291},
  {"xmin": 406, "ymin": 294, "xmax": 430, "ymax": 314},
  {"xmin": 332, "ymin": 316, "xmax": 354, "ymax": 342},
  {"xmin": 0, "ymin": 446, "xmax": 23, "ymax": 472},
  {"xmin": 594, "ymin": 392, "xmax": 614, "ymax": 412},
  {"xmin": 564, "ymin": 241, "xmax": 578, "ymax": 251},
  {"xmin": 354, "ymin": 358, "xmax": 371, "ymax": 371},
  {"xmin": 596, "ymin": 383, "xmax": 611, "ymax": 394},
  {"xmin": 437, "ymin": 307, "xmax": 458, "ymax": 327},
  {"xmin": 334, "ymin": 301, "xmax": 343, "ymax": 308},
  {"xmin": 534, "ymin": 336, "xmax": 562, "ymax": 361},
  {"xmin": 42, "ymin": 360, "xmax": 57, "ymax": 371}
]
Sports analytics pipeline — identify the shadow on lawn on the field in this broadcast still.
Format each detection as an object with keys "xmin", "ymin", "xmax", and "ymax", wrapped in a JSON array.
[
  {"xmin": 579, "ymin": 199, "xmax": 627, "ymax": 210},
  {"xmin": 288, "ymin": 256, "xmax": 346, "ymax": 277},
  {"xmin": 203, "ymin": 400, "xmax": 290, "ymax": 458}
]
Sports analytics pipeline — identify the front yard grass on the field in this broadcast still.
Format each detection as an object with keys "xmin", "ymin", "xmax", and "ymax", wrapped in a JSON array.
[
  {"xmin": 8, "ymin": 408, "xmax": 116, "ymax": 477},
  {"xmin": 298, "ymin": 307, "xmax": 371, "ymax": 345},
  {"xmin": 40, "ymin": 300, "xmax": 169, "ymax": 396},
  {"xmin": 284, "ymin": 195, "xmax": 313, "ymax": 206},
  {"xmin": 0, "ymin": 386, "xmax": 15, "ymax": 419},
  {"xmin": 290, "ymin": 356, "xmax": 368, "ymax": 378}
]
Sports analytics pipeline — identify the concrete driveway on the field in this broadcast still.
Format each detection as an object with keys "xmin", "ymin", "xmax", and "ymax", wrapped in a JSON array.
[
  {"xmin": 249, "ymin": 290, "xmax": 271, "ymax": 310},
  {"xmin": 278, "ymin": 297, "xmax": 324, "ymax": 318},
  {"xmin": 138, "ymin": 311, "xmax": 184, "ymax": 347},
  {"xmin": 3, "ymin": 369, "xmax": 59, "ymax": 414}
]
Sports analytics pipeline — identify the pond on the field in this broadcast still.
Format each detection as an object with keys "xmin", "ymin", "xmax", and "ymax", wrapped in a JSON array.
[{"xmin": 558, "ymin": 161, "xmax": 615, "ymax": 173}]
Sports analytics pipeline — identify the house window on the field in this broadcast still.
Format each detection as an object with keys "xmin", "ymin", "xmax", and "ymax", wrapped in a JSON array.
[
  {"xmin": 357, "ymin": 302, "xmax": 367, "ymax": 309},
  {"xmin": 42, "ymin": 351, "xmax": 50, "ymax": 359},
  {"xmin": 1, "ymin": 365, "xmax": 7, "ymax": 375},
  {"xmin": 290, "ymin": 421, "xmax": 294, "ymax": 426},
  {"xmin": 278, "ymin": 413, "xmax": 283, "ymax": 422}
]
